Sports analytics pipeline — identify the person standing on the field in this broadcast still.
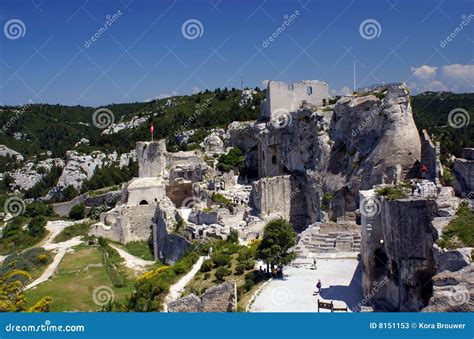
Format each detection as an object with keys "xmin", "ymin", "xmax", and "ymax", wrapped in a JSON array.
[{"xmin": 316, "ymin": 279, "xmax": 322, "ymax": 294}]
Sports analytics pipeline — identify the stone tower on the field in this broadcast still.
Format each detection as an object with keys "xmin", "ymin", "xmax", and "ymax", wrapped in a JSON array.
[{"xmin": 136, "ymin": 140, "xmax": 167, "ymax": 178}]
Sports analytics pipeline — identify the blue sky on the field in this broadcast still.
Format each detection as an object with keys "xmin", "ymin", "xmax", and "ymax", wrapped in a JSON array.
[{"xmin": 0, "ymin": 0, "xmax": 473, "ymax": 106}]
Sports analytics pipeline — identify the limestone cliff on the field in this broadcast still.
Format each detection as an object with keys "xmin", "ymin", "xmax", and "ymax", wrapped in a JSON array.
[{"xmin": 251, "ymin": 83, "xmax": 421, "ymax": 224}]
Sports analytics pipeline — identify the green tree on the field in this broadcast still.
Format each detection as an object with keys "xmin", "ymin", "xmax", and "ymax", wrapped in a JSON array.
[
  {"xmin": 27, "ymin": 216, "xmax": 47, "ymax": 237},
  {"xmin": 256, "ymin": 219, "xmax": 297, "ymax": 271},
  {"xmin": 68, "ymin": 203, "xmax": 85, "ymax": 220}
]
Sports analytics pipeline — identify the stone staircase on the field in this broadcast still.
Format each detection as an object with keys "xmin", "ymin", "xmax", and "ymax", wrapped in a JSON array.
[{"xmin": 294, "ymin": 223, "xmax": 361, "ymax": 258}]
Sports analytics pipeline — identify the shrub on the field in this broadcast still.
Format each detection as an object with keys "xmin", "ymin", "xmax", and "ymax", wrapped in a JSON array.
[
  {"xmin": 437, "ymin": 205, "xmax": 474, "ymax": 248},
  {"xmin": 227, "ymin": 229, "xmax": 239, "ymax": 244},
  {"xmin": 215, "ymin": 267, "xmax": 231, "ymax": 281},
  {"xmin": 200, "ymin": 259, "xmax": 214, "ymax": 272},
  {"xmin": 234, "ymin": 263, "xmax": 245, "ymax": 275},
  {"xmin": 36, "ymin": 254, "xmax": 49, "ymax": 264},
  {"xmin": 25, "ymin": 202, "xmax": 53, "ymax": 218},
  {"xmin": 212, "ymin": 253, "xmax": 231, "ymax": 268},
  {"xmin": 243, "ymin": 259, "xmax": 256, "ymax": 270},
  {"xmin": 376, "ymin": 186, "xmax": 406, "ymax": 200},
  {"xmin": 244, "ymin": 279, "xmax": 255, "ymax": 291},
  {"xmin": 27, "ymin": 216, "xmax": 47, "ymax": 237},
  {"xmin": 68, "ymin": 203, "xmax": 85, "ymax": 220},
  {"xmin": 211, "ymin": 193, "xmax": 234, "ymax": 208},
  {"xmin": 217, "ymin": 147, "xmax": 244, "ymax": 172}
]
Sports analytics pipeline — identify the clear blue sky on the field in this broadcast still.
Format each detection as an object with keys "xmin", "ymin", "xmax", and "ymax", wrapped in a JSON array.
[{"xmin": 0, "ymin": 0, "xmax": 473, "ymax": 106}]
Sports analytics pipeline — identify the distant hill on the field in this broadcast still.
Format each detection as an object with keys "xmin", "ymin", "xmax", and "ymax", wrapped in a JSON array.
[
  {"xmin": 411, "ymin": 91, "xmax": 474, "ymax": 160},
  {"xmin": 0, "ymin": 88, "xmax": 263, "ymax": 160},
  {"xmin": 0, "ymin": 88, "xmax": 471, "ymax": 166}
]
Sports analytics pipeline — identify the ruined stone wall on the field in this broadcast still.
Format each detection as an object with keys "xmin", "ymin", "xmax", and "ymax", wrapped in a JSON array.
[
  {"xmin": 167, "ymin": 282, "xmax": 237, "ymax": 312},
  {"xmin": 262, "ymin": 80, "xmax": 329, "ymax": 118},
  {"xmin": 250, "ymin": 174, "xmax": 312, "ymax": 229}
]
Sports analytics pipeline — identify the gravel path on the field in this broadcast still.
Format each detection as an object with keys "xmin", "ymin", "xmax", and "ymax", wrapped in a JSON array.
[
  {"xmin": 24, "ymin": 248, "xmax": 67, "ymax": 291},
  {"xmin": 163, "ymin": 256, "xmax": 206, "ymax": 311},
  {"xmin": 23, "ymin": 220, "xmax": 85, "ymax": 291},
  {"xmin": 249, "ymin": 259, "xmax": 363, "ymax": 312},
  {"xmin": 110, "ymin": 244, "xmax": 155, "ymax": 271}
]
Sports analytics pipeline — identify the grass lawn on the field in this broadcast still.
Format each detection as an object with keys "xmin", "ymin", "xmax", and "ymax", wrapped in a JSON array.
[
  {"xmin": 52, "ymin": 222, "xmax": 90, "ymax": 243},
  {"xmin": 24, "ymin": 246, "xmax": 134, "ymax": 311}
]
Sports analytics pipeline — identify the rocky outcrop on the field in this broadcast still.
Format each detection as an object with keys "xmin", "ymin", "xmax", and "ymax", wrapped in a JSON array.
[
  {"xmin": 420, "ymin": 130, "xmax": 443, "ymax": 185},
  {"xmin": 252, "ymin": 83, "xmax": 421, "ymax": 222},
  {"xmin": 453, "ymin": 148, "xmax": 474, "ymax": 196},
  {"xmin": 56, "ymin": 150, "xmax": 136, "ymax": 190},
  {"xmin": 136, "ymin": 140, "xmax": 167, "ymax": 178},
  {"xmin": 167, "ymin": 282, "xmax": 237, "ymax": 312},
  {"xmin": 360, "ymin": 190, "xmax": 439, "ymax": 311},
  {"xmin": 226, "ymin": 121, "xmax": 256, "ymax": 152},
  {"xmin": 0, "ymin": 145, "xmax": 23, "ymax": 161},
  {"xmin": 7, "ymin": 158, "xmax": 64, "ymax": 192},
  {"xmin": 422, "ymin": 264, "xmax": 474, "ymax": 312},
  {"xmin": 436, "ymin": 247, "xmax": 471, "ymax": 272},
  {"xmin": 202, "ymin": 132, "xmax": 224, "ymax": 154},
  {"xmin": 102, "ymin": 115, "xmax": 149, "ymax": 135}
]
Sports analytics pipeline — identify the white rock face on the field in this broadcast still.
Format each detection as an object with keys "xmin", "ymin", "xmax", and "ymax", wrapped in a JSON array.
[
  {"xmin": 226, "ymin": 121, "xmax": 256, "ymax": 151},
  {"xmin": 239, "ymin": 89, "xmax": 256, "ymax": 107},
  {"xmin": 203, "ymin": 132, "xmax": 224, "ymax": 154},
  {"xmin": 7, "ymin": 158, "xmax": 65, "ymax": 191},
  {"xmin": 253, "ymin": 83, "xmax": 422, "ymax": 221},
  {"xmin": 74, "ymin": 138, "xmax": 90, "ymax": 147},
  {"xmin": 0, "ymin": 145, "xmax": 24, "ymax": 161},
  {"xmin": 56, "ymin": 150, "xmax": 136, "ymax": 190},
  {"xmin": 102, "ymin": 115, "xmax": 148, "ymax": 135}
]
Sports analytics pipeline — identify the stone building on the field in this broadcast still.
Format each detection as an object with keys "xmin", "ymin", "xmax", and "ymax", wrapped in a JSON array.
[
  {"xmin": 261, "ymin": 80, "xmax": 329, "ymax": 119},
  {"xmin": 89, "ymin": 140, "xmax": 207, "ymax": 263}
]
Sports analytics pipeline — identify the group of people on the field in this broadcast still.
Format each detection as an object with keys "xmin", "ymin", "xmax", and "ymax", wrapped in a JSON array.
[
  {"xmin": 410, "ymin": 179, "xmax": 423, "ymax": 196},
  {"xmin": 259, "ymin": 265, "xmax": 284, "ymax": 279}
]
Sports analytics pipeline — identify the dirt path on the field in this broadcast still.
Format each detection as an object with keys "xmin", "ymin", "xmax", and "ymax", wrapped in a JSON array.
[
  {"xmin": 23, "ymin": 220, "xmax": 84, "ymax": 291},
  {"xmin": 24, "ymin": 248, "xmax": 67, "ymax": 290},
  {"xmin": 110, "ymin": 244, "xmax": 155, "ymax": 271},
  {"xmin": 163, "ymin": 256, "xmax": 206, "ymax": 311}
]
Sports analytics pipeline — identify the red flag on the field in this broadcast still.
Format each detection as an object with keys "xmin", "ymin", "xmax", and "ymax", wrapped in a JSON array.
[{"xmin": 150, "ymin": 123, "xmax": 154, "ymax": 135}]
